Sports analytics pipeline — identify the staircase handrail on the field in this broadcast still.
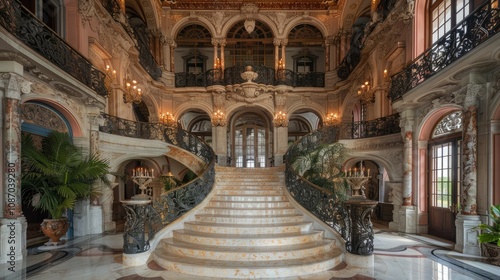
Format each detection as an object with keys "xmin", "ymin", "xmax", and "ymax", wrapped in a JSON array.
[
  {"xmin": 284, "ymin": 126, "xmax": 350, "ymax": 242},
  {"xmin": 98, "ymin": 113, "xmax": 215, "ymax": 254}
]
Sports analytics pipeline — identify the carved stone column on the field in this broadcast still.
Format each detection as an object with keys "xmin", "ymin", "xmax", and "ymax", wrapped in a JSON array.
[
  {"xmin": 88, "ymin": 113, "xmax": 104, "ymax": 234},
  {"xmin": 273, "ymin": 38, "xmax": 280, "ymax": 70},
  {"xmin": 0, "ymin": 64, "xmax": 30, "ymax": 266},
  {"xmin": 455, "ymin": 83, "xmax": 483, "ymax": 255},
  {"xmin": 399, "ymin": 111, "xmax": 414, "ymax": 206},
  {"xmin": 396, "ymin": 109, "xmax": 417, "ymax": 233}
]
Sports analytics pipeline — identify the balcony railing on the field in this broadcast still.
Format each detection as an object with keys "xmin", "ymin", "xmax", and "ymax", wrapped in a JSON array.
[
  {"xmin": 0, "ymin": 0, "xmax": 108, "ymax": 97},
  {"xmin": 339, "ymin": 113, "xmax": 401, "ymax": 139},
  {"xmin": 389, "ymin": 1, "xmax": 499, "ymax": 102},
  {"xmin": 175, "ymin": 66, "xmax": 325, "ymax": 88},
  {"xmin": 337, "ymin": 0, "xmax": 396, "ymax": 81}
]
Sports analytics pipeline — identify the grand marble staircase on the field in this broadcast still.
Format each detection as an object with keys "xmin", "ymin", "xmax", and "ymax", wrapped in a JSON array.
[{"xmin": 152, "ymin": 167, "xmax": 343, "ymax": 278}]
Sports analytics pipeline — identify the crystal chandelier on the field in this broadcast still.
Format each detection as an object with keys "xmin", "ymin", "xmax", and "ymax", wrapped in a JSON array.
[
  {"xmin": 211, "ymin": 109, "xmax": 226, "ymax": 127},
  {"xmin": 273, "ymin": 111, "xmax": 288, "ymax": 127}
]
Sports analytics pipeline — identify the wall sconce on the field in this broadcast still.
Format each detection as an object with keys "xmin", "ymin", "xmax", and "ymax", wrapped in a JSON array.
[
  {"xmin": 123, "ymin": 76, "xmax": 142, "ymax": 105},
  {"xmin": 273, "ymin": 111, "xmax": 288, "ymax": 127},
  {"xmin": 211, "ymin": 109, "xmax": 226, "ymax": 127},
  {"xmin": 161, "ymin": 112, "xmax": 177, "ymax": 126},
  {"xmin": 104, "ymin": 65, "xmax": 116, "ymax": 93},
  {"xmin": 324, "ymin": 113, "xmax": 340, "ymax": 126},
  {"xmin": 357, "ymin": 78, "xmax": 375, "ymax": 104}
]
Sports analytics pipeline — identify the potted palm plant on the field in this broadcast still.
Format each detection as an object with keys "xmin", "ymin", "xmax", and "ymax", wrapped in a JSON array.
[
  {"xmin": 21, "ymin": 131, "xmax": 109, "ymax": 245},
  {"xmin": 476, "ymin": 204, "xmax": 500, "ymax": 266}
]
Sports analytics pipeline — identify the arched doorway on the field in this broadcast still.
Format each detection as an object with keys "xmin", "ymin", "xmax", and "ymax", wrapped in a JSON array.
[
  {"xmin": 230, "ymin": 111, "xmax": 271, "ymax": 168},
  {"xmin": 427, "ymin": 110, "xmax": 462, "ymax": 241}
]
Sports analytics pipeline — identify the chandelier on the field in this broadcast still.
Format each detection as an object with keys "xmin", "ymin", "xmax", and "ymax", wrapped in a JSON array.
[
  {"xmin": 324, "ymin": 113, "xmax": 340, "ymax": 126},
  {"xmin": 273, "ymin": 111, "xmax": 288, "ymax": 127},
  {"xmin": 357, "ymin": 79, "xmax": 375, "ymax": 104},
  {"xmin": 123, "ymin": 76, "xmax": 142, "ymax": 105},
  {"xmin": 161, "ymin": 112, "xmax": 177, "ymax": 127},
  {"xmin": 212, "ymin": 109, "xmax": 226, "ymax": 127}
]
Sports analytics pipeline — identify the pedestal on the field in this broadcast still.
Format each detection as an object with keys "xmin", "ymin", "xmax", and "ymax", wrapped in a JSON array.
[
  {"xmin": 346, "ymin": 198, "xmax": 378, "ymax": 256},
  {"xmin": 88, "ymin": 206, "xmax": 103, "ymax": 234},
  {"xmin": 0, "ymin": 217, "xmax": 27, "ymax": 264},
  {"xmin": 122, "ymin": 200, "xmax": 152, "ymax": 255},
  {"xmin": 397, "ymin": 206, "xmax": 417, "ymax": 234},
  {"xmin": 455, "ymin": 214, "xmax": 481, "ymax": 255}
]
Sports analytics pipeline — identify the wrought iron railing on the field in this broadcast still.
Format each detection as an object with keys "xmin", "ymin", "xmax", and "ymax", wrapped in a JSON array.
[
  {"xmin": 98, "ymin": 113, "xmax": 215, "ymax": 253},
  {"xmin": 389, "ymin": 1, "xmax": 500, "ymax": 102},
  {"xmin": 284, "ymin": 126, "xmax": 350, "ymax": 242},
  {"xmin": 0, "ymin": 0, "xmax": 108, "ymax": 97},
  {"xmin": 175, "ymin": 66, "xmax": 325, "ymax": 88},
  {"xmin": 136, "ymin": 40, "xmax": 163, "ymax": 81},
  {"xmin": 339, "ymin": 113, "xmax": 401, "ymax": 139},
  {"xmin": 102, "ymin": 0, "xmax": 121, "ymax": 22},
  {"xmin": 337, "ymin": 0, "xmax": 396, "ymax": 80}
]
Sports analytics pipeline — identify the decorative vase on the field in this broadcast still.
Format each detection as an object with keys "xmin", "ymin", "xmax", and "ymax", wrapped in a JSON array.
[
  {"xmin": 40, "ymin": 218, "xmax": 70, "ymax": 246},
  {"xmin": 481, "ymin": 242, "xmax": 500, "ymax": 266}
]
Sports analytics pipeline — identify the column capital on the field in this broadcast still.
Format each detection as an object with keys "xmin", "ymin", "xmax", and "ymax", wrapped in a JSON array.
[{"xmin": 0, "ymin": 73, "xmax": 32, "ymax": 100}]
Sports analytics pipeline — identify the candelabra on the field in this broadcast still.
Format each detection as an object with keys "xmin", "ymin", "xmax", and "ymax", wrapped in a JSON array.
[
  {"xmin": 123, "ymin": 76, "xmax": 143, "ymax": 105},
  {"xmin": 131, "ymin": 167, "xmax": 155, "ymax": 200},
  {"xmin": 161, "ymin": 112, "xmax": 177, "ymax": 127},
  {"xmin": 357, "ymin": 79, "xmax": 375, "ymax": 104},
  {"xmin": 212, "ymin": 109, "xmax": 226, "ymax": 126},
  {"xmin": 273, "ymin": 111, "xmax": 288, "ymax": 127},
  {"xmin": 324, "ymin": 113, "xmax": 340, "ymax": 126},
  {"xmin": 344, "ymin": 162, "xmax": 371, "ymax": 198}
]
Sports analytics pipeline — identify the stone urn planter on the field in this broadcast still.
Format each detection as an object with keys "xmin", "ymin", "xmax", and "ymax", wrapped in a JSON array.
[
  {"xmin": 481, "ymin": 243, "xmax": 500, "ymax": 266},
  {"xmin": 40, "ymin": 218, "xmax": 70, "ymax": 246}
]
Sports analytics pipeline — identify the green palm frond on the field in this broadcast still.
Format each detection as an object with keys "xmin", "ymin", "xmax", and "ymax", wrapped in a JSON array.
[{"xmin": 21, "ymin": 131, "xmax": 109, "ymax": 219}]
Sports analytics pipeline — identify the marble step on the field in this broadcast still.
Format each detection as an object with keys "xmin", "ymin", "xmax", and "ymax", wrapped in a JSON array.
[
  {"xmin": 201, "ymin": 207, "xmax": 298, "ymax": 216},
  {"xmin": 172, "ymin": 229, "xmax": 324, "ymax": 246},
  {"xmin": 213, "ymin": 194, "xmax": 287, "ymax": 202},
  {"xmin": 217, "ymin": 189, "xmax": 283, "ymax": 195},
  {"xmin": 152, "ymin": 249, "xmax": 342, "ymax": 279},
  {"xmin": 183, "ymin": 221, "xmax": 313, "ymax": 234},
  {"xmin": 207, "ymin": 200, "xmax": 291, "ymax": 208},
  {"xmin": 156, "ymin": 238, "xmax": 338, "ymax": 261},
  {"xmin": 194, "ymin": 213, "xmax": 305, "ymax": 224}
]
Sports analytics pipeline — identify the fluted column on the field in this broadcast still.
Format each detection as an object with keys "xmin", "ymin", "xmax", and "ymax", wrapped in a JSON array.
[
  {"xmin": 212, "ymin": 38, "xmax": 218, "ymax": 66},
  {"xmin": 281, "ymin": 39, "xmax": 288, "ymax": 68},
  {"xmin": 220, "ymin": 39, "xmax": 226, "ymax": 70}
]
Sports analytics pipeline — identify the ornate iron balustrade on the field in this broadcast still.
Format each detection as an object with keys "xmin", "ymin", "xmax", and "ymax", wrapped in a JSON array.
[
  {"xmin": 136, "ymin": 40, "xmax": 163, "ymax": 80},
  {"xmin": 102, "ymin": 0, "xmax": 121, "ymax": 22},
  {"xmin": 0, "ymin": 0, "xmax": 108, "ymax": 97},
  {"xmin": 99, "ymin": 113, "xmax": 215, "ymax": 254},
  {"xmin": 337, "ymin": 0, "xmax": 396, "ymax": 81},
  {"xmin": 339, "ymin": 113, "xmax": 401, "ymax": 139},
  {"xmin": 389, "ymin": 1, "xmax": 500, "ymax": 102},
  {"xmin": 284, "ymin": 126, "xmax": 351, "ymax": 242},
  {"xmin": 175, "ymin": 65, "xmax": 325, "ymax": 88}
]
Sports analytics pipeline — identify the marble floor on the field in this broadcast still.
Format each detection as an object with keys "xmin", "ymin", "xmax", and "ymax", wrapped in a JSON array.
[{"xmin": 2, "ymin": 222, "xmax": 499, "ymax": 280}]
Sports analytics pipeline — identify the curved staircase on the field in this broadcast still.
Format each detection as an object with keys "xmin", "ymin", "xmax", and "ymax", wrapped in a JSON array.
[{"xmin": 152, "ymin": 167, "xmax": 343, "ymax": 278}]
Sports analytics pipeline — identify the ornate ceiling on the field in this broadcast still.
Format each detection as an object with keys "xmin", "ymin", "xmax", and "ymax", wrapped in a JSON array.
[{"xmin": 160, "ymin": 0, "xmax": 340, "ymax": 10}]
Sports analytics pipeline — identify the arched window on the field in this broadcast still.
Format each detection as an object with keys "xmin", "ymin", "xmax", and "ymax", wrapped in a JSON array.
[
  {"xmin": 176, "ymin": 24, "xmax": 212, "ymax": 73},
  {"xmin": 226, "ymin": 21, "xmax": 274, "ymax": 67},
  {"xmin": 429, "ymin": 0, "xmax": 472, "ymax": 44}
]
